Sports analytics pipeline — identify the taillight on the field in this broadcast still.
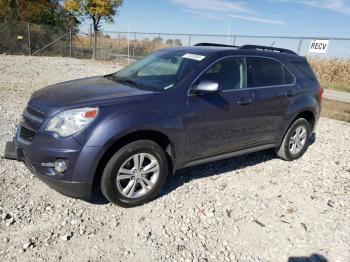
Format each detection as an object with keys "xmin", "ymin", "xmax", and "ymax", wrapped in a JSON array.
[{"xmin": 318, "ymin": 86, "xmax": 324, "ymax": 101}]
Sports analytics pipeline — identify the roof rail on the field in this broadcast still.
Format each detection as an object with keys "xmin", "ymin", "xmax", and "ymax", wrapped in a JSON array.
[
  {"xmin": 194, "ymin": 43, "xmax": 298, "ymax": 55},
  {"xmin": 194, "ymin": 43, "xmax": 239, "ymax": 48},
  {"xmin": 239, "ymin": 45, "xmax": 297, "ymax": 55}
]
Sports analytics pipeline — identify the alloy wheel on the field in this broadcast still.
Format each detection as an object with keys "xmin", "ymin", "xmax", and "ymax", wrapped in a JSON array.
[
  {"xmin": 289, "ymin": 126, "xmax": 307, "ymax": 155},
  {"xmin": 116, "ymin": 153, "xmax": 160, "ymax": 198}
]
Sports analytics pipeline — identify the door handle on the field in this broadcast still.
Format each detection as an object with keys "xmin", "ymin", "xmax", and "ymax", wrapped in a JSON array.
[
  {"xmin": 238, "ymin": 98, "xmax": 252, "ymax": 106},
  {"xmin": 286, "ymin": 89, "xmax": 297, "ymax": 97}
]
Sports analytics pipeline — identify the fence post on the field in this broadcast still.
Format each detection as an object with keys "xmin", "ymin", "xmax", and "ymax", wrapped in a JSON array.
[
  {"xmin": 188, "ymin": 34, "xmax": 192, "ymax": 46},
  {"xmin": 93, "ymin": 29, "xmax": 97, "ymax": 60},
  {"xmin": 27, "ymin": 23, "xmax": 32, "ymax": 56},
  {"xmin": 69, "ymin": 27, "xmax": 72, "ymax": 58},
  {"xmin": 158, "ymin": 33, "xmax": 161, "ymax": 49},
  {"xmin": 127, "ymin": 31, "xmax": 130, "ymax": 65},
  {"xmin": 133, "ymin": 32, "xmax": 136, "ymax": 59},
  {"xmin": 102, "ymin": 31, "xmax": 105, "ymax": 61},
  {"xmin": 117, "ymin": 32, "xmax": 121, "ymax": 65},
  {"xmin": 297, "ymin": 38, "xmax": 303, "ymax": 54}
]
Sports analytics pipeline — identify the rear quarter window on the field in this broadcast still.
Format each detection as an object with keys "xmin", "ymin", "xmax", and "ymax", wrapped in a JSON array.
[
  {"xmin": 290, "ymin": 60, "xmax": 319, "ymax": 83},
  {"xmin": 247, "ymin": 57, "xmax": 294, "ymax": 88}
]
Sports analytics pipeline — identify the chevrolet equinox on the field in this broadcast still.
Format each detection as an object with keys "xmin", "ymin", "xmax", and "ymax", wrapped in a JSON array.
[{"xmin": 4, "ymin": 44, "xmax": 323, "ymax": 207}]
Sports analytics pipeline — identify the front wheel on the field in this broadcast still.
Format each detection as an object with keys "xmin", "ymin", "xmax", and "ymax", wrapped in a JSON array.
[
  {"xmin": 276, "ymin": 118, "xmax": 311, "ymax": 161},
  {"xmin": 101, "ymin": 140, "xmax": 169, "ymax": 207}
]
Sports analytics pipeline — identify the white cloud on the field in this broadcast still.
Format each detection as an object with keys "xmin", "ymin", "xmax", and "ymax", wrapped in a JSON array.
[
  {"xmin": 271, "ymin": 0, "xmax": 350, "ymax": 15},
  {"xmin": 228, "ymin": 14, "xmax": 286, "ymax": 25},
  {"xmin": 171, "ymin": 0, "xmax": 252, "ymax": 14},
  {"xmin": 171, "ymin": 0, "xmax": 286, "ymax": 25}
]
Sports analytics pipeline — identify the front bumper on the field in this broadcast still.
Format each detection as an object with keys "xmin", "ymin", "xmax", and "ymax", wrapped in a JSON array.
[{"xmin": 3, "ymin": 137, "xmax": 96, "ymax": 199}]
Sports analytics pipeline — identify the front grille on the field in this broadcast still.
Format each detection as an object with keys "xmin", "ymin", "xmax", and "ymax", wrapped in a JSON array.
[
  {"xmin": 19, "ymin": 126, "xmax": 36, "ymax": 142},
  {"xmin": 26, "ymin": 106, "xmax": 45, "ymax": 119}
]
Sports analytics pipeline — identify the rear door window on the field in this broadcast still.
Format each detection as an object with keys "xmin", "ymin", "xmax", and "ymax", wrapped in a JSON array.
[{"xmin": 247, "ymin": 57, "xmax": 294, "ymax": 88}]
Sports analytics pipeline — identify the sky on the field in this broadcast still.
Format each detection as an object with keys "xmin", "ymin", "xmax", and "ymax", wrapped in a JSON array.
[
  {"xmin": 78, "ymin": 0, "xmax": 350, "ymax": 57},
  {"xmin": 80, "ymin": 0, "xmax": 350, "ymax": 37}
]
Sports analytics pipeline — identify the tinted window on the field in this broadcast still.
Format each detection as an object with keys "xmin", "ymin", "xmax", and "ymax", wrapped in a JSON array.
[
  {"xmin": 196, "ymin": 57, "xmax": 245, "ymax": 90},
  {"xmin": 247, "ymin": 57, "xmax": 294, "ymax": 87},
  {"xmin": 283, "ymin": 67, "xmax": 295, "ymax": 85},
  {"xmin": 291, "ymin": 60, "xmax": 318, "ymax": 83}
]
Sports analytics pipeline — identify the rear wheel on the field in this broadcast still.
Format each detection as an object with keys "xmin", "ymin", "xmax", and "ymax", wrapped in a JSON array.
[
  {"xmin": 101, "ymin": 140, "xmax": 169, "ymax": 207},
  {"xmin": 276, "ymin": 118, "xmax": 311, "ymax": 161}
]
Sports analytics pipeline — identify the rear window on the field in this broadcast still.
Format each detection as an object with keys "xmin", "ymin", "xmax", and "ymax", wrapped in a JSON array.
[
  {"xmin": 247, "ymin": 57, "xmax": 294, "ymax": 88},
  {"xmin": 290, "ymin": 60, "xmax": 318, "ymax": 83}
]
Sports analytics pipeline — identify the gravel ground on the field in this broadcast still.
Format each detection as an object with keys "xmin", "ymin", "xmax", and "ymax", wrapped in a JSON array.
[{"xmin": 0, "ymin": 55, "xmax": 350, "ymax": 262}]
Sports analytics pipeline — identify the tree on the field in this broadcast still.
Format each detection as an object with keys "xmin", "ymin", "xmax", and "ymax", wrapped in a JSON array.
[
  {"xmin": 174, "ymin": 39, "xmax": 182, "ymax": 46},
  {"xmin": 165, "ymin": 39, "xmax": 174, "ymax": 46},
  {"xmin": 151, "ymin": 36, "xmax": 163, "ymax": 44},
  {"xmin": 64, "ymin": 0, "xmax": 123, "ymax": 32},
  {"xmin": 0, "ymin": 0, "xmax": 76, "ymax": 27}
]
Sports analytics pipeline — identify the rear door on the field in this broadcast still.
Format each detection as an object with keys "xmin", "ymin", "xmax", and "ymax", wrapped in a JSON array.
[{"xmin": 246, "ymin": 56, "xmax": 297, "ymax": 143}]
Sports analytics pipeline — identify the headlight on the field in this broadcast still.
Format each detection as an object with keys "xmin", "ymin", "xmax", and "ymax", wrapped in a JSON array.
[{"xmin": 46, "ymin": 107, "xmax": 99, "ymax": 137}]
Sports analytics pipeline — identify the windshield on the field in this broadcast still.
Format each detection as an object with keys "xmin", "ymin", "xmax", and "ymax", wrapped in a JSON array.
[{"xmin": 112, "ymin": 50, "xmax": 205, "ymax": 91}]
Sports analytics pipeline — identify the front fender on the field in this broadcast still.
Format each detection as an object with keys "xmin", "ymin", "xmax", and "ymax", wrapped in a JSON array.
[
  {"xmin": 84, "ymin": 111, "xmax": 184, "ymax": 147},
  {"xmin": 74, "ymin": 106, "xmax": 185, "ymax": 175}
]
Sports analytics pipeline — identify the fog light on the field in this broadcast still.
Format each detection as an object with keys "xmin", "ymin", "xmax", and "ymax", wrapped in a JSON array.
[{"xmin": 54, "ymin": 159, "xmax": 67, "ymax": 173}]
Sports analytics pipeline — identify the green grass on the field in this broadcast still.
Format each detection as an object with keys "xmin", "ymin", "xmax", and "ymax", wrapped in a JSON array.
[
  {"xmin": 322, "ymin": 98, "xmax": 350, "ymax": 123},
  {"xmin": 322, "ymin": 82, "xmax": 350, "ymax": 93}
]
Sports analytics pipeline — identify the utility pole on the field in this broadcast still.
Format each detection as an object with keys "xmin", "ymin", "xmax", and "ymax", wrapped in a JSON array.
[{"xmin": 227, "ymin": 20, "xmax": 231, "ymax": 45}]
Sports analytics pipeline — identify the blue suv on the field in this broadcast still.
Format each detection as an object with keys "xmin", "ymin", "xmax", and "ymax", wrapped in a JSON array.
[{"xmin": 4, "ymin": 44, "xmax": 323, "ymax": 207}]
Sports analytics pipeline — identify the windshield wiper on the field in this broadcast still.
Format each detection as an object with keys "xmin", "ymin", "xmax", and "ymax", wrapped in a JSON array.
[{"xmin": 111, "ymin": 76, "xmax": 144, "ymax": 89}]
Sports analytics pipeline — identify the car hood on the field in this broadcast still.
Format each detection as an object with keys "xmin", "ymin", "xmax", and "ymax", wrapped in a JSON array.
[{"xmin": 29, "ymin": 76, "xmax": 154, "ymax": 117}]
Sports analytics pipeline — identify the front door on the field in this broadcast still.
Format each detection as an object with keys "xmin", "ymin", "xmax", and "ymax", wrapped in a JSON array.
[{"xmin": 185, "ymin": 57, "xmax": 256, "ymax": 160}]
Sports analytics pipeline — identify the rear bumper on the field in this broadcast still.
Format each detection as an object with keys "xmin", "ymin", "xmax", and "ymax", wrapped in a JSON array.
[{"xmin": 3, "ymin": 138, "xmax": 94, "ymax": 199}]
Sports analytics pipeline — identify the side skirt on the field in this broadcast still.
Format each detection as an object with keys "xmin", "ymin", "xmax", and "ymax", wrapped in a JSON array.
[{"xmin": 181, "ymin": 143, "xmax": 276, "ymax": 169}]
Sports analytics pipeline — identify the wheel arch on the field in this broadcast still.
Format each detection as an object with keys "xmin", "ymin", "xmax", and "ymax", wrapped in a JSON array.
[
  {"xmin": 91, "ymin": 129, "xmax": 175, "ymax": 195},
  {"xmin": 294, "ymin": 110, "xmax": 316, "ymax": 130},
  {"xmin": 278, "ymin": 109, "xmax": 317, "ymax": 147}
]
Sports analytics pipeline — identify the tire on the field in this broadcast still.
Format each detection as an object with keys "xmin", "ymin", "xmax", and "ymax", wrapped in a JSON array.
[
  {"xmin": 276, "ymin": 118, "xmax": 311, "ymax": 161},
  {"xmin": 101, "ymin": 140, "xmax": 169, "ymax": 207}
]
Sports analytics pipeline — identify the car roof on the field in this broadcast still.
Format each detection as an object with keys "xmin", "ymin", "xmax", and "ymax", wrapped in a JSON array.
[{"xmin": 161, "ymin": 46, "xmax": 306, "ymax": 61}]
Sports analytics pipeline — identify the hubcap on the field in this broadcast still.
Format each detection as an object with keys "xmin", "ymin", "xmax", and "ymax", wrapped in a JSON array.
[
  {"xmin": 116, "ymin": 153, "xmax": 160, "ymax": 199},
  {"xmin": 289, "ymin": 126, "xmax": 307, "ymax": 155}
]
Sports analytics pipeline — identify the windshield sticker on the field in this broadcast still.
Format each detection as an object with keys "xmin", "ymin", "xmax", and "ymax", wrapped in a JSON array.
[{"xmin": 182, "ymin": 53, "xmax": 206, "ymax": 61}]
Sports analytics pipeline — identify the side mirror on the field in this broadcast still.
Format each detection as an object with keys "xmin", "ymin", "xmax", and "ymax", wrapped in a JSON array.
[{"xmin": 191, "ymin": 80, "xmax": 219, "ymax": 94}]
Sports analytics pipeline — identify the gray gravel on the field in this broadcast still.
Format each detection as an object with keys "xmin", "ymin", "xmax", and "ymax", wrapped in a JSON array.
[{"xmin": 1, "ymin": 55, "xmax": 350, "ymax": 262}]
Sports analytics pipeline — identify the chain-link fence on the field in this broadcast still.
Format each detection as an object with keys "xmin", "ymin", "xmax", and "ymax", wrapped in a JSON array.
[
  {"xmin": 94, "ymin": 32, "xmax": 350, "ymax": 63},
  {"xmin": 1, "ymin": 21, "xmax": 349, "ymax": 122},
  {"xmin": 0, "ymin": 21, "xmax": 93, "ymax": 58},
  {"xmin": 2, "ymin": 21, "xmax": 350, "ymax": 63}
]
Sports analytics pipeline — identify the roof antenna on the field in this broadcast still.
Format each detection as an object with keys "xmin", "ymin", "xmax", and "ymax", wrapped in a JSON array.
[{"xmin": 271, "ymin": 41, "xmax": 276, "ymax": 47}]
